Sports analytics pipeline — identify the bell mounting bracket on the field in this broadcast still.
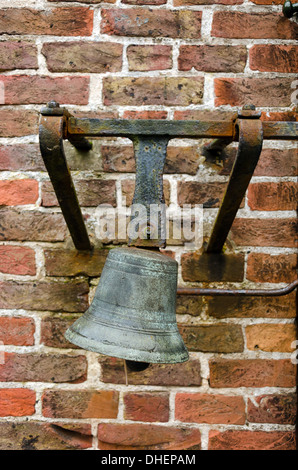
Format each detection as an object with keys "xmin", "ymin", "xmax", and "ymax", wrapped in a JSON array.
[{"xmin": 39, "ymin": 101, "xmax": 297, "ymax": 253}]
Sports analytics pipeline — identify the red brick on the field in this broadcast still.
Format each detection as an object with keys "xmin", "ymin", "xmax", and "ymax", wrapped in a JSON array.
[
  {"xmin": 174, "ymin": 0, "xmax": 243, "ymax": 3},
  {"xmin": 246, "ymin": 324, "xmax": 297, "ymax": 352},
  {"xmin": 179, "ymin": 324, "xmax": 244, "ymax": 353},
  {"xmin": 0, "ymin": 144, "xmax": 44, "ymax": 171},
  {"xmin": 42, "ymin": 41, "xmax": 123, "ymax": 73},
  {"xmin": 209, "ymin": 430, "xmax": 296, "ymax": 450},
  {"xmin": 0, "ymin": 179, "xmax": 38, "ymax": 206},
  {"xmin": 123, "ymin": 110, "xmax": 168, "ymax": 120},
  {"xmin": 175, "ymin": 393, "xmax": 245, "ymax": 424},
  {"xmin": 246, "ymin": 253, "xmax": 297, "ymax": 283},
  {"xmin": 231, "ymin": 218, "xmax": 297, "ymax": 248},
  {"xmin": 0, "ymin": 109, "xmax": 38, "ymax": 137},
  {"xmin": 41, "ymin": 314, "xmax": 81, "ymax": 349},
  {"xmin": 209, "ymin": 359, "xmax": 296, "ymax": 388},
  {"xmin": 0, "ymin": 280, "xmax": 89, "ymax": 312},
  {"xmin": 247, "ymin": 394, "xmax": 297, "ymax": 424},
  {"xmin": 0, "ymin": 8, "xmax": 94, "ymax": 36},
  {"xmin": 123, "ymin": 0, "xmax": 166, "ymax": 4},
  {"xmin": 214, "ymin": 77, "xmax": 292, "ymax": 107},
  {"xmin": 0, "ymin": 75, "xmax": 89, "ymax": 105},
  {"xmin": 0, "ymin": 317, "xmax": 35, "ymax": 346},
  {"xmin": 207, "ymin": 291, "xmax": 297, "ymax": 319},
  {"xmin": 101, "ymin": 8, "xmax": 202, "ymax": 38},
  {"xmin": 255, "ymin": 148, "xmax": 297, "ymax": 177},
  {"xmin": 250, "ymin": 45, "xmax": 298, "ymax": 73},
  {"xmin": 127, "ymin": 45, "xmax": 172, "ymax": 71},
  {"xmin": 99, "ymin": 356, "xmax": 202, "ymax": 387},
  {"xmin": 124, "ymin": 392, "xmax": 169, "ymax": 422},
  {"xmin": 42, "ymin": 390, "xmax": 119, "ymax": 419},
  {"xmin": 0, "ymin": 422, "xmax": 92, "ymax": 450},
  {"xmin": 103, "ymin": 76, "xmax": 204, "ymax": 106},
  {"xmin": 0, "ymin": 209, "xmax": 67, "ymax": 242},
  {"xmin": 176, "ymin": 295, "xmax": 203, "ymax": 316},
  {"xmin": 0, "ymin": 246, "xmax": 36, "ymax": 275},
  {"xmin": 181, "ymin": 252, "xmax": 244, "ymax": 282},
  {"xmin": 247, "ymin": 182, "xmax": 298, "ymax": 211},
  {"xmin": 0, "ymin": 389, "xmax": 35, "ymax": 417},
  {"xmin": 0, "ymin": 353, "xmax": 87, "ymax": 383},
  {"xmin": 178, "ymin": 45, "xmax": 246, "ymax": 72},
  {"xmin": 0, "ymin": 41, "xmax": 37, "ymax": 71},
  {"xmin": 98, "ymin": 423, "xmax": 201, "ymax": 450},
  {"xmin": 212, "ymin": 12, "xmax": 298, "ymax": 39}
]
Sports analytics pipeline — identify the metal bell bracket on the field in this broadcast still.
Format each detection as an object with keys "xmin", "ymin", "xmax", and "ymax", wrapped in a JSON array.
[{"xmin": 39, "ymin": 101, "xmax": 297, "ymax": 254}]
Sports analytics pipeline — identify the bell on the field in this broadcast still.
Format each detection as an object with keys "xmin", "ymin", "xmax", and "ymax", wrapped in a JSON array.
[{"xmin": 65, "ymin": 247, "xmax": 189, "ymax": 366}]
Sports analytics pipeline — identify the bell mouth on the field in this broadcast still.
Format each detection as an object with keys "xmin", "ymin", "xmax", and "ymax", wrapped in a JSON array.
[{"xmin": 65, "ymin": 313, "xmax": 189, "ymax": 365}]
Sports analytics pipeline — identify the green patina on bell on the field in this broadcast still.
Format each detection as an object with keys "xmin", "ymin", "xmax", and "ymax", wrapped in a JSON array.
[{"xmin": 65, "ymin": 247, "xmax": 189, "ymax": 366}]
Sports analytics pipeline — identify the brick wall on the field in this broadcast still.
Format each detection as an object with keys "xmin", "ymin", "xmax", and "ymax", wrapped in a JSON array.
[{"xmin": 0, "ymin": 0, "xmax": 297, "ymax": 451}]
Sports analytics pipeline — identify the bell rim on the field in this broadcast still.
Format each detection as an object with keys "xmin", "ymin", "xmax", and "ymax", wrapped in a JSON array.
[{"xmin": 64, "ymin": 325, "xmax": 189, "ymax": 364}]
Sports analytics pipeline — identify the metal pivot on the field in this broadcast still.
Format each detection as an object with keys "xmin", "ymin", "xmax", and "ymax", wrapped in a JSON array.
[
  {"xmin": 206, "ymin": 105, "xmax": 263, "ymax": 253},
  {"xmin": 39, "ymin": 102, "xmax": 92, "ymax": 251},
  {"xmin": 283, "ymin": 0, "xmax": 298, "ymax": 17},
  {"xmin": 128, "ymin": 136, "xmax": 169, "ymax": 248}
]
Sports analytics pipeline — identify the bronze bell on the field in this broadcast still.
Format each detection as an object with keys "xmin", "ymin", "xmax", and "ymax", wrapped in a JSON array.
[{"xmin": 65, "ymin": 247, "xmax": 189, "ymax": 367}]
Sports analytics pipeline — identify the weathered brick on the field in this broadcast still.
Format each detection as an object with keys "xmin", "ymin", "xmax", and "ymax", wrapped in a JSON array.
[
  {"xmin": 102, "ymin": 144, "xmax": 200, "ymax": 175},
  {"xmin": 0, "ymin": 245, "xmax": 36, "ymax": 275},
  {"xmin": 246, "ymin": 324, "xmax": 296, "ymax": 352},
  {"xmin": 0, "ymin": 280, "xmax": 89, "ymax": 312},
  {"xmin": 0, "ymin": 109, "xmax": 38, "ymax": 137},
  {"xmin": 181, "ymin": 252, "xmax": 245, "ymax": 282},
  {"xmin": 231, "ymin": 218, "xmax": 297, "ymax": 248},
  {"xmin": 103, "ymin": 77, "xmax": 204, "ymax": 106},
  {"xmin": 178, "ymin": 181, "xmax": 237, "ymax": 208},
  {"xmin": 0, "ymin": 316, "xmax": 35, "ymax": 346},
  {"xmin": 0, "ymin": 389, "xmax": 35, "ymax": 417},
  {"xmin": 44, "ymin": 248, "xmax": 109, "ymax": 277},
  {"xmin": 42, "ymin": 41, "xmax": 123, "ymax": 73},
  {"xmin": 0, "ymin": 353, "xmax": 87, "ymax": 383},
  {"xmin": 247, "ymin": 182, "xmax": 298, "ymax": 211},
  {"xmin": 174, "ymin": 0, "xmax": 243, "ymax": 4},
  {"xmin": 127, "ymin": 45, "xmax": 172, "ymax": 71},
  {"xmin": 0, "ymin": 75, "xmax": 89, "ymax": 105},
  {"xmin": 0, "ymin": 179, "xmax": 38, "ymax": 206},
  {"xmin": 250, "ymin": 45, "xmax": 298, "ymax": 73},
  {"xmin": 123, "ymin": 0, "xmax": 166, "ymax": 4},
  {"xmin": 41, "ymin": 179, "xmax": 116, "ymax": 207},
  {"xmin": 214, "ymin": 77, "xmax": 293, "ymax": 107},
  {"xmin": 175, "ymin": 393, "xmax": 245, "ymax": 424},
  {"xmin": 0, "ymin": 144, "xmax": 44, "ymax": 171},
  {"xmin": 122, "ymin": 179, "xmax": 170, "ymax": 206},
  {"xmin": 0, "ymin": 41, "xmax": 37, "ymax": 71},
  {"xmin": 98, "ymin": 423, "xmax": 201, "ymax": 450},
  {"xmin": 176, "ymin": 295, "xmax": 203, "ymax": 316},
  {"xmin": 179, "ymin": 324, "xmax": 244, "ymax": 353},
  {"xmin": 99, "ymin": 356, "xmax": 202, "ymax": 387},
  {"xmin": 101, "ymin": 8, "xmax": 202, "ymax": 38},
  {"xmin": 123, "ymin": 110, "xmax": 168, "ymax": 120},
  {"xmin": 0, "ymin": 8, "xmax": 94, "ymax": 36},
  {"xmin": 178, "ymin": 45, "xmax": 247, "ymax": 72},
  {"xmin": 124, "ymin": 392, "xmax": 169, "ymax": 422},
  {"xmin": 41, "ymin": 314, "xmax": 81, "ymax": 349},
  {"xmin": 255, "ymin": 148, "xmax": 297, "ymax": 177},
  {"xmin": 42, "ymin": 390, "xmax": 119, "ymax": 419},
  {"xmin": 246, "ymin": 253, "xmax": 297, "ymax": 283},
  {"xmin": 209, "ymin": 430, "xmax": 296, "ymax": 450},
  {"xmin": 0, "ymin": 209, "xmax": 67, "ymax": 242},
  {"xmin": 0, "ymin": 422, "xmax": 92, "ymax": 450},
  {"xmin": 212, "ymin": 12, "xmax": 298, "ymax": 39},
  {"xmin": 207, "ymin": 291, "xmax": 297, "ymax": 319},
  {"xmin": 209, "ymin": 359, "xmax": 296, "ymax": 388},
  {"xmin": 247, "ymin": 394, "xmax": 296, "ymax": 424}
]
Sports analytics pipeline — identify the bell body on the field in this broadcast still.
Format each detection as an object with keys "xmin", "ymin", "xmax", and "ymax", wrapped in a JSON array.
[{"xmin": 65, "ymin": 247, "xmax": 189, "ymax": 364}]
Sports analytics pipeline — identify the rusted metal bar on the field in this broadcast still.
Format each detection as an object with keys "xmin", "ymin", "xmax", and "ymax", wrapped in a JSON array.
[
  {"xmin": 177, "ymin": 279, "xmax": 298, "ymax": 297},
  {"xmin": 206, "ymin": 107, "xmax": 263, "ymax": 253},
  {"xmin": 39, "ymin": 103, "xmax": 92, "ymax": 251},
  {"xmin": 67, "ymin": 117, "xmax": 298, "ymax": 141}
]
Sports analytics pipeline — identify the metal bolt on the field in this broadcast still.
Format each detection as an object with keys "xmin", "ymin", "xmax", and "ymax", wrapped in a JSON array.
[
  {"xmin": 47, "ymin": 100, "xmax": 60, "ymax": 108},
  {"xmin": 242, "ymin": 104, "xmax": 256, "ymax": 110}
]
